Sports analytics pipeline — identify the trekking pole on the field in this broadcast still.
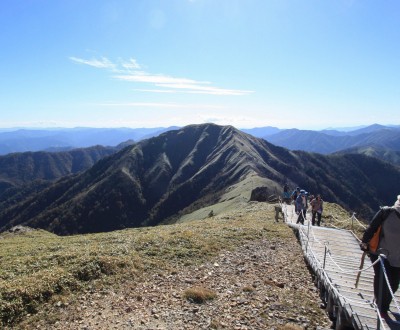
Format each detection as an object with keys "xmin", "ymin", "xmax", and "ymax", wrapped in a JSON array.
[
  {"xmin": 323, "ymin": 245, "xmax": 328, "ymax": 269},
  {"xmin": 355, "ymin": 251, "xmax": 367, "ymax": 288},
  {"xmin": 377, "ymin": 256, "xmax": 385, "ymax": 330}
]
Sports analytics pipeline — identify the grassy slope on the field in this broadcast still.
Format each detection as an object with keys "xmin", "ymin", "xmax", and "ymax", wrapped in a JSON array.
[
  {"xmin": 0, "ymin": 196, "xmax": 362, "ymax": 328},
  {"xmin": 0, "ymin": 202, "xmax": 276, "ymax": 327},
  {"xmin": 177, "ymin": 174, "xmax": 279, "ymax": 223}
]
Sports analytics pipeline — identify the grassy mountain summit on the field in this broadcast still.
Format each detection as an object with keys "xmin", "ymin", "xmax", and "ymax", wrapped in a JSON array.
[{"xmin": 0, "ymin": 123, "xmax": 399, "ymax": 235}]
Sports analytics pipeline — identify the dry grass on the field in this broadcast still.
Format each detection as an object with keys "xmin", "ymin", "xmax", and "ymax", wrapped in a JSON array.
[
  {"xmin": 322, "ymin": 202, "xmax": 366, "ymax": 239},
  {"xmin": 242, "ymin": 285, "xmax": 255, "ymax": 293},
  {"xmin": 0, "ymin": 200, "xmax": 355, "ymax": 327},
  {"xmin": 278, "ymin": 324, "xmax": 303, "ymax": 330},
  {"xmin": 183, "ymin": 286, "xmax": 217, "ymax": 303},
  {"xmin": 0, "ymin": 202, "xmax": 286, "ymax": 327}
]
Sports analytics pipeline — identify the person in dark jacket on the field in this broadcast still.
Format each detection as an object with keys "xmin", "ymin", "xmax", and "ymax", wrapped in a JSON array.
[
  {"xmin": 360, "ymin": 195, "xmax": 400, "ymax": 318},
  {"xmin": 291, "ymin": 187, "xmax": 300, "ymax": 210},
  {"xmin": 296, "ymin": 190, "xmax": 308, "ymax": 225}
]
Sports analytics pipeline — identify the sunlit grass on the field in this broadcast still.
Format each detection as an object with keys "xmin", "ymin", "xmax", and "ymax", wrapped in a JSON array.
[
  {"xmin": 0, "ymin": 203, "xmax": 288, "ymax": 326},
  {"xmin": 183, "ymin": 286, "xmax": 217, "ymax": 303},
  {"xmin": 322, "ymin": 202, "xmax": 366, "ymax": 238},
  {"xmin": 0, "ymin": 201, "xmax": 355, "ymax": 327}
]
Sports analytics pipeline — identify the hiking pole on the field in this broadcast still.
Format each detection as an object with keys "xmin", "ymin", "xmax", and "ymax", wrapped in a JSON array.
[{"xmin": 355, "ymin": 251, "xmax": 367, "ymax": 288}]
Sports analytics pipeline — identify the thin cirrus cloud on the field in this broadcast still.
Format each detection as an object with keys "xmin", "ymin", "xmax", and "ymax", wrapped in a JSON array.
[
  {"xmin": 69, "ymin": 56, "xmax": 118, "ymax": 71},
  {"xmin": 97, "ymin": 102, "xmax": 224, "ymax": 109},
  {"xmin": 69, "ymin": 56, "xmax": 253, "ymax": 96}
]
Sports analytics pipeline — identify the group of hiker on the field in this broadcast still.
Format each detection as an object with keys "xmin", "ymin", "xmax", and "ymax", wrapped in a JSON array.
[
  {"xmin": 283, "ymin": 184, "xmax": 324, "ymax": 226},
  {"xmin": 283, "ymin": 183, "xmax": 400, "ymax": 320}
]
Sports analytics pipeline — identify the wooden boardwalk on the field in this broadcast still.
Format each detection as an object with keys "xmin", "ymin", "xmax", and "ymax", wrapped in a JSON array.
[{"xmin": 282, "ymin": 203, "xmax": 400, "ymax": 330}]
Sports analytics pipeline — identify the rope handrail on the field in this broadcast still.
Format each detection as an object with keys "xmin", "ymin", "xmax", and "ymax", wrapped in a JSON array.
[
  {"xmin": 352, "ymin": 213, "xmax": 367, "ymax": 230},
  {"xmin": 298, "ymin": 230, "xmax": 393, "ymax": 329},
  {"xmin": 291, "ymin": 204, "xmax": 394, "ymax": 329},
  {"xmin": 379, "ymin": 255, "xmax": 400, "ymax": 314},
  {"xmin": 298, "ymin": 228, "xmax": 382, "ymax": 307},
  {"xmin": 298, "ymin": 226, "xmax": 373, "ymax": 276},
  {"xmin": 327, "ymin": 214, "xmax": 351, "ymax": 224},
  {"xmin": 325, "ymin": 250, "xmax": 380, "ymax": 275}
]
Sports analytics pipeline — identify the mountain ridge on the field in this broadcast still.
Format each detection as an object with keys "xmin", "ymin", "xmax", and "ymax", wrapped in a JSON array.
[
  {"xmin": 1, "ymin": 123, "xmax": 399, "ymax": 235},
  {"xmin": 0, "ymin": 127, "xmax": 178, "ymax": 155},
  {"xmin": 264, "ymin": 126, "xmax": 400, "ymax": 155}
]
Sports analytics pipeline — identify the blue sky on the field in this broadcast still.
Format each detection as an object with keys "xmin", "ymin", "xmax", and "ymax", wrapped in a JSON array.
[{"xmin": 1, "ymin": 0, "xmax": 399, "ymax": 129}]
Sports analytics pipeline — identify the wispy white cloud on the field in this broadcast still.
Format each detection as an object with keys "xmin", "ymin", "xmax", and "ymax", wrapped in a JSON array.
[
  {"xmin": 133, "ymin": 89, "xmax": 179, "ymax": 94},
  {"xmin": 120, "ymin": 58, "xmax": 141, "ymax": 71},
  {"xmin": 97, "ymin": 102, "xmax": 225, "ymax": 109},
  {"xmin": 69, "ymin": 56, "xmax": 117, "ymax": 71},
  {"xmin": 155, "ymin": 83, "xmax": 252, "ymax": 96},
  {"xmin": 114, "ymin": 71, "xmax": 208, "ymax": 85},
  {"xmin": 70, "ymin": 56, "xmax": 254, "ymax": 96}
]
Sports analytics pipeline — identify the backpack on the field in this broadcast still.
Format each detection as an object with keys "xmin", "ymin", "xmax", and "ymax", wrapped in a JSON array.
[
  {"xmin": 369, "ymin": 225, "xmax": 382, "ymax": 253},
  {"xmin": 368, "ymin": 206, "xmax": 396, "ymax": 253}
]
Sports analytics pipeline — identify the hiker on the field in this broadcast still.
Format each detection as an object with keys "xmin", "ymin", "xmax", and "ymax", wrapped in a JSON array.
[
  {"xmin": 292, "ymin": 187, "xmax": 301, "ymax": 210},
  {"xmin": 360, "ymin": 195, "xmax": 400, "ymax": 319},
  {"xmin": 282, "ymin": 183, "xmax": 292, "ymax": 203},
  {"xmin": 310, "ymin": 194, "xmax": 323, "ymax": 226},
  {"xmin": 296, "ymin": 190, "xmax": 308, "ymax": 225},
  {"xmin": 283, "ymin": 183, "xmax": 289, "ymax": 194}
]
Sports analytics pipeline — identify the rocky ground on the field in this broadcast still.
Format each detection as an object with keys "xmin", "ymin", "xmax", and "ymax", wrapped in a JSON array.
[
  {"xmin": 12, "ymin": 202, "xmax": 336, "ymax": 330},
  {"xmin": 20, "ymin": 239, "xmax": 332, "ymax": 328}
]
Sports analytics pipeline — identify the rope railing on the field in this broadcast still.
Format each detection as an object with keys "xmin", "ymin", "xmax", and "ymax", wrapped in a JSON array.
[
  {"xmin": 279, "ymin": 197, "xmax": 398, "ymax": 325},
  {"xmin": 379, "ymin": 255, "xmax": 400, "ymax": 314},
  {"xmin": 325, "ymin": 250, "xmax": 380, "ymax": 275},
  {"xmin": 297, "ymin": 226, "xmax": 379, "ymax": 307},
  {"xmin": 326, "ymin": 212, "xmax": 367, "ymax": 232},
  {"xmin": 352, "ymin": 213, "xmax": 367, "ymax": 230},
  {"xmin": 286, "ymin": 202, "xmax": 400, "ymax": 329},
  {"xmin": 328, "ymin": 214, "xmax": 351, "ymax": 224},
  {"xmin": 295, "ymin": 218, "xmax": 392, "ymax": 329}
]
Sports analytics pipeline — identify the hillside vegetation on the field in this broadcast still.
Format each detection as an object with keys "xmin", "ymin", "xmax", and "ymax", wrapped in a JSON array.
[
  {"xmin": 0, "ymin": 146, "xmax": 117, "ymax": 196},
  {"xmin": 1, "ymin": 124, "xmax": 399, "ymax": 236},
  {"xmin": 0, "ymin": 201, "xmax": 358, "ymax": 329}
]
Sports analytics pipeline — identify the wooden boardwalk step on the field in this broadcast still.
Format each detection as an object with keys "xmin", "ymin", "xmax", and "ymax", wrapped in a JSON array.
[{"xmin": 282, "ymin": 203, "xmax": 400, "ymax": 330}]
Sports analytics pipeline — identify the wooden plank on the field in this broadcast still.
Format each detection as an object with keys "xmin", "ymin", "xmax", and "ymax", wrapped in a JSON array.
[{"xmin": 283, "ymin": 204, "xmax": 400, "ymax": 329}]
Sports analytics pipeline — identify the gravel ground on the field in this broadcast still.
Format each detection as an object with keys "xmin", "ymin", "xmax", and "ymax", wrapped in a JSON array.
[
  {"xmin": 15, "ymin": 202, "xmax": 334, "ymax": 330},
  {"xmin": 26, "ymin": 240, "xmax": 332, "ymax": 328}
]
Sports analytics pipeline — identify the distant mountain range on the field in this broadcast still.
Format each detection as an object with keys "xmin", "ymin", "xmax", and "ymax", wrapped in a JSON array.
[
  {"xmin": 242, "ymin": 124, "xmax": 400, "ymax": 166},
  {"xmin": 263, "ymin": 124, "xmax": 400, "ymax": 153},
  {"xmin": 1, "ymin": 124, "xmax": 399, "ymax": 166},
  {"xmin": 0, "ymin": 127, "xmax": 178, "ymax": 155},
  {"xmin": 1, "ymin": 124, "xmax": 399, "ymax": 235}
]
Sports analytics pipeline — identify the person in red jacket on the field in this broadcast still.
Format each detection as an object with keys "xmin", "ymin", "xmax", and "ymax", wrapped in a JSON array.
[{"xmin": 360, "ymin": 195, "xmax": 400, "ymax": 319}]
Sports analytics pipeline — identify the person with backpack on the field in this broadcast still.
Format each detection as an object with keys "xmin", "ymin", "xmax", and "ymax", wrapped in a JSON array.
[
  {"xmin": 310, "ymin": 194, "xmax": 323, "ymax": 226},
  {"xmin": 292, "ymin": 187, "xmax": 300, "ymax": 210},
  {"xmin": 360, "ymin": 195, "xmax": 400, "ymax": 319},
  {"xmin": 282, "ymin": 183, "xmax": 292, "ymax": 203},
  {"xmin": 296, "ymin": 190, "xmax": 308, "ymax": 225}
]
